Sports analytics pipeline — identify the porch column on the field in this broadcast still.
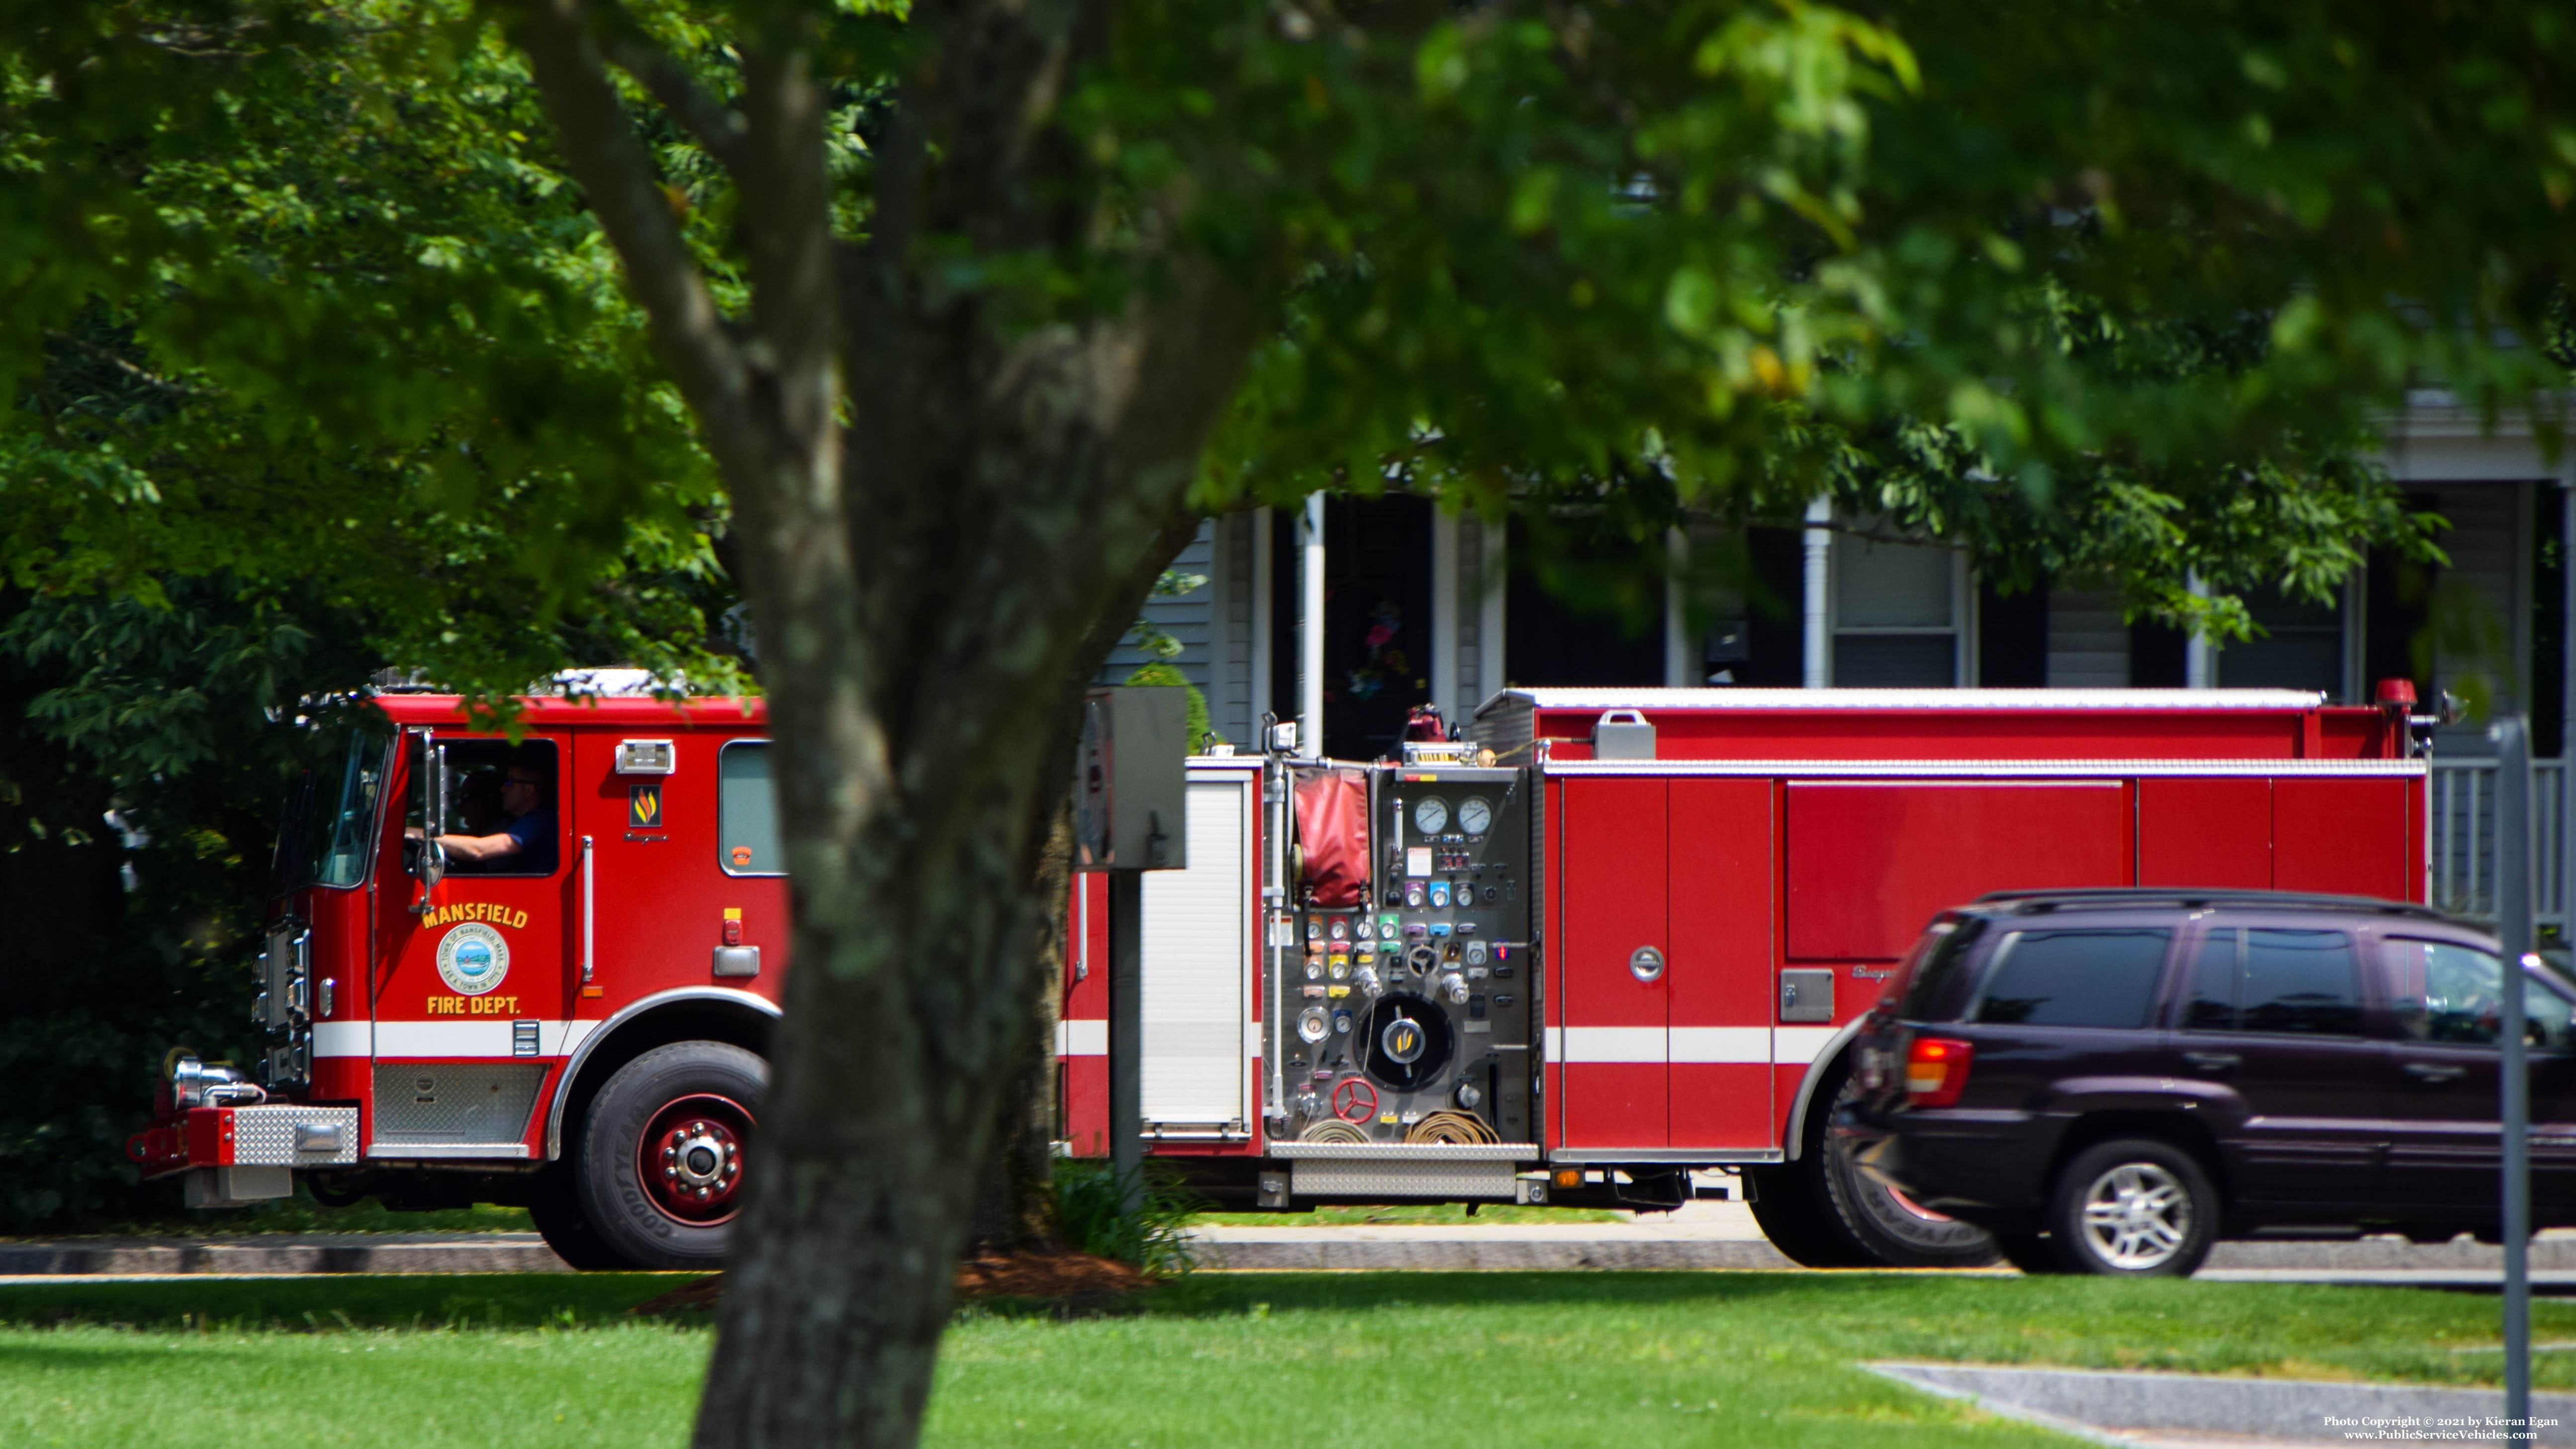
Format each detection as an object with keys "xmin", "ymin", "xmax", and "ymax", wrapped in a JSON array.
[
  {"xmin": 1249, "ymin": 506, "xmax": 1273, "ymax": 737},
  {"xmin": 1802, "ymin": 498, "xmax": 1831, "ymax": 688},
  {"xmin": 1431, "ymin": 506, "xmax": 1461, "ymax": 727},
  {"xmin": 1298, "ymin": 494, "xmax": 1325, "ymax": 755},
  {"xmin": 1664, "ymin": 527, "xmax": 1693, "ymax": 687},
  {"xmin": 2184, "ymin": 571, "xmax": 2218, "ymax": 689}
]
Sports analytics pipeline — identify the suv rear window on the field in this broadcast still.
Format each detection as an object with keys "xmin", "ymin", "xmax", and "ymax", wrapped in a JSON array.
[
  {"xmin": 1972, "ymin": 929, "xmax": 2171, "ymax": 1029},
  {"xmin": 1895, "ymin": 917, "xmax": 1989, "ymax": 1021}
]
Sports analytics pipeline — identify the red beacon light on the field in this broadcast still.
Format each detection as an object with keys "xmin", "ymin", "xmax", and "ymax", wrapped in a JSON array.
[{"xmin": 2374, "ymin": 678, "xmax": 2418, "ymax": 709}]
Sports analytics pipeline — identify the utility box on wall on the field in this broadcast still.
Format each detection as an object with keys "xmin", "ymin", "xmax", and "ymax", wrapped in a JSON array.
[{"xmin": 1074, "ymin": 686, "xmax": 1188, "ymax": 872}]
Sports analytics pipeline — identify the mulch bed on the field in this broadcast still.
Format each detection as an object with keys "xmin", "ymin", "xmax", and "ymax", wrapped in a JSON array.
[{"xmin": 628, "ymin": 1249, "xmax": 1150, "ymax": 1318}]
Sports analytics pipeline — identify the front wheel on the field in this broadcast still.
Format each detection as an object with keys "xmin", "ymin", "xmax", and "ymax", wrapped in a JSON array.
[
  {"xmin": 2040, "ymin": 1138, "xmax": 2215, "ymax": 1278},
  {"xmin": 575, "ymin": 1041, "xmax": 767, "ymax": 1272}
]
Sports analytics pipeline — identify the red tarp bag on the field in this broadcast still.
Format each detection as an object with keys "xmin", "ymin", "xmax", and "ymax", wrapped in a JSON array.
[{"xmin": 1293, "ymin": 767, "xmax": 1371, "ymax": 909}]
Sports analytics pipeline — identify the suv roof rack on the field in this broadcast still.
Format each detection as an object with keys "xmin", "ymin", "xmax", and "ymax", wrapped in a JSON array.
[{"xmin": 1971, "ymin": 887, "xmax": 2459, "ymax": 924}]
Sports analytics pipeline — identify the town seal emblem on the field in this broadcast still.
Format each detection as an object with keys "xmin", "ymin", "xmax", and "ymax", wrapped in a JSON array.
[{"xmin": 436, "ymin": 922, "xmax": 511, "ymax": 996}]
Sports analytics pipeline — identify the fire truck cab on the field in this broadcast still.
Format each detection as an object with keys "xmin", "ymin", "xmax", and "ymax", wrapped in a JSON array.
[{"xmin": 132, "ymin": 693, "xmax": 783, "ymax": 1270}]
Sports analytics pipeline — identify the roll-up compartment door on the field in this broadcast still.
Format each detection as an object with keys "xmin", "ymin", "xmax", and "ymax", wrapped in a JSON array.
[
  {"xmin": 2274, "ymin": 776, "xmax": 2412, "ymax": 900},
  {"xmin": 1139, "ymin": 774, "xmax": 1253, "ymax": 1135}
]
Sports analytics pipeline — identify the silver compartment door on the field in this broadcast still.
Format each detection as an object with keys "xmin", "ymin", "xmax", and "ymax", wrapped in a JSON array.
[{"xmin": 1139, "ymin": 774, "xmax": 1253, "ymax": 1135}]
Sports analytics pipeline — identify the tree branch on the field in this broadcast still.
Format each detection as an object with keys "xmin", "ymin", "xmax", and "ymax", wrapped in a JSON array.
[
  {"xmin": 598, "ymin": 22, "xmax": 750, "ymax": 177},
  {"xmin": 508, "ymin": 0, "xmax": 759, "ymax": 479}
]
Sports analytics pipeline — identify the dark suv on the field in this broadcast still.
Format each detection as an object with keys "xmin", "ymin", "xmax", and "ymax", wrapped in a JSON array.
[{"xmin": 1838, "ymin": 889, "xmax": 2576, "ymax": 1277}]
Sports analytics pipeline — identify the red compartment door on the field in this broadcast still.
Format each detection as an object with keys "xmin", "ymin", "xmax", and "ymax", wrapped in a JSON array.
[
  {"xmin": 1667, "ymin": 778, "xmax": 1775, "ymax": 1149},
  {"xmin": 1555, "ymin": 775, "xmax": 1668, "ymax": 1149},
  {"xmin": 1785, "ymin": 781, "xmax": 2134, "ymax": 961},
  {"xmin": 2139, "ymin": 777, "xmax": 2272, "ymax": 888},
  {"xmin": 2275, "ymin": 777, "xmax": 2414, "ymax": 900}
]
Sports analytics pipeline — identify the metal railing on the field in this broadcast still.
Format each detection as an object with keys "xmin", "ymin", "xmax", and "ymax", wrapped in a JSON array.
[{"xmin": 2428, "ymin": 757, "xmax": 2566, "ymax": 933}]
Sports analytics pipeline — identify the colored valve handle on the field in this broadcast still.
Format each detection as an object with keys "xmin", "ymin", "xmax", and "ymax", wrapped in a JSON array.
[{"xmin": 1330, "ymin": 1076, "xmax": 1379, "ymax": 1123}]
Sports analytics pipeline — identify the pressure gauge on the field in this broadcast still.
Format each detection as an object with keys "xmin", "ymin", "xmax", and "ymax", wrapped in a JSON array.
[
  {"xmin": 1305, "ymin": 959, "xmax": 1323, "ymax": 981},
  {"xmin": 1457, "ymin": 796, "xmax": 1493, "ymax": 836},
  {"xmin": 1411, "ymin": 796, "xmax": 1448, "ymax": 836},
  {"xmin": 1297, "ymin": 1007, "xmax": 1330, "ymax": 1044}
]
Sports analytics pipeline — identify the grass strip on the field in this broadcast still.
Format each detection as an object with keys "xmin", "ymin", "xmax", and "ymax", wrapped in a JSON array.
[{"xmin": 2, "ymin": 1272, "xmax": 2573, "ymax": 1449}]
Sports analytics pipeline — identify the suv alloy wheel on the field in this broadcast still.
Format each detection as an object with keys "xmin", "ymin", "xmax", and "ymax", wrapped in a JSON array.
[{"xmin": 2042, "ymin": 1137, "xmax": 2216, "ymax": 1277}]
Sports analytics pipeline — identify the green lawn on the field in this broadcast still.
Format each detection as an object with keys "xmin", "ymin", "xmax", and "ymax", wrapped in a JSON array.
[{"xmin": 2, "ymin": 1273, "xmax": 2571, "ymax": 1449}]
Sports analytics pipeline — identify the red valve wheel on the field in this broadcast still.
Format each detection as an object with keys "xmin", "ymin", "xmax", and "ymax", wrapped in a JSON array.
[{"xmin": 1330, "ymin": 1076, "xmax": 1379, "ymax": 1123}]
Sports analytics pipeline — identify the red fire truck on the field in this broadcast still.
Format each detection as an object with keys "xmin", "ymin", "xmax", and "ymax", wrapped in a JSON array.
[{"xmin": 134, "ymin": 685, "xmax": 2426, "ymax": 1270}]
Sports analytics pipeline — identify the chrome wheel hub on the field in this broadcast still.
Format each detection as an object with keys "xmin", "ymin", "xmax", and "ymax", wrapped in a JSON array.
[{"xmin": 2078, "ymin": 1162, "xmax": 2189, "ymax": 1270}]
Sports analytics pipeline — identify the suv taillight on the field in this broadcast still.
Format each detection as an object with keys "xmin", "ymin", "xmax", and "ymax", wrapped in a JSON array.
[{"xmin": 1904, "ymin": 1036, "xmax": 1974, "ymax": 1108}]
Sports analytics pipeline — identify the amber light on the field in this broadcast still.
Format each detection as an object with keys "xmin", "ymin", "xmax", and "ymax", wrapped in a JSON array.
[{"xmin": 1904, "ymin": 1036, "xmax": 1975, "ymax": 1108}]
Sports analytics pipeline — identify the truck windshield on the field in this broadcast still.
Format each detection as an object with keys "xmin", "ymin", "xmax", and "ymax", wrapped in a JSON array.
[{"xmin": 271, "ymin": 729, "xmax": 391, "ymax": 893}]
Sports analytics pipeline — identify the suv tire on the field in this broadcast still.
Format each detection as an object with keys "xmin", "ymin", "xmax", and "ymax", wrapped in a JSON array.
[
  {"xmin": 1750, "ymin": 1062, "xmax": 1997, "ymax": 1269},
  {"xmin": 1814, "ymin": 1073, "xmax": 2000, "ymax": 1268},
  {"xmin": 576, "ymin": 1041, "xmax": 766, "ymax": 1272},
  {"xmin": 2042, "ymin": 1137, "xmax": 2215, "ymax": 1277}
]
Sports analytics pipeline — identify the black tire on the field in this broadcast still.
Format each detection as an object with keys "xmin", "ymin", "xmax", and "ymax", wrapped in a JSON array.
[
  {"xmin": 1812, "ymin": 1073, "xmax": 2000, "ymax": 1269},
  {"xmin": 529, "ymin": 1164, "xmax": 627, "ymax": 1272},
  {"xmin": 1993, "ymin": 1233, "xmax": 2066, "ymax": 1276},
  {"xmin": 576, "ymin": 1041, "xmax": 767, "ymax": 1272},
  {"xmin": 2041, "ymin": 1137, "xmax": 2216, "ymax": 1278}
]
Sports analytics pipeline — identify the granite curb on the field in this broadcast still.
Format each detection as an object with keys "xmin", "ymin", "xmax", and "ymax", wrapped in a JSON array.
[{"xmin": 1872, "ymin": 1361, "xmax": 2576, "ymax": 1447}]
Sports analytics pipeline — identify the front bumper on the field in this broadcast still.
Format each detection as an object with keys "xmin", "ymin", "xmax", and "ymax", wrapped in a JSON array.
[{"xmin": 128, "ymin": 1104, "xmax": 360, "ymax": 1205}]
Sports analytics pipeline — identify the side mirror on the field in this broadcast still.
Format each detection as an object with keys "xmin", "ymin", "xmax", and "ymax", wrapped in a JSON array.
[{"xmin": 405, "ymin": 727, "xmax": 447, "ymax": 906}]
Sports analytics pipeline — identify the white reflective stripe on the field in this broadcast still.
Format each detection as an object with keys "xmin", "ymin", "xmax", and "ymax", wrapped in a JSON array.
[
  {"xmin": 1669, "ymin": 1027, "xmax": 1770, "ymax": 1064},
  {"xmin": 1775, "ymin": 1026, "xmax": 1839, "ymax": 1065},
  {"xmin": 1056, "ymin": 1019, "xmax": 1107, "ymax": 1057},
  {"xmin": 313, "ymin": 1022, "xmax": 372, "ymax": 1057},
  {"xmin": 372, "ymin": 1021, "xmax": 513, "ymax": 1057},
  {"xmin": 1555, "ymin": 1026, "xmax": 1665, "ymax": 1063},
  {"xmin": 1546, "ymin": 757, "xmax": 2423, "ymax": 778},
  {"xmin": 1248, "ymin": 1019, "xmax": 1263, "ymax": 1059},
  {"xmin": 331, "ymin": 1020, "xmax": 593, "ymax": 1058}
]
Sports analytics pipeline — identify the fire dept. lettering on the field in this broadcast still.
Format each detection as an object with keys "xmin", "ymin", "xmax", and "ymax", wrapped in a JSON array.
[
  {"xmin": 421, "ymin": 902, "xmax": 531, "ymax": 931},
  {"xmin": 424, "ymin": 994, "xmax": 524, "ymax": 1016}
]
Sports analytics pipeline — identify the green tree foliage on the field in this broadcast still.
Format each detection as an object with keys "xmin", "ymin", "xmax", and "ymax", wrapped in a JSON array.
[
  {"xmin": 0, "ymin": 6, "xmax": 750, "ymax": 1227},
  {"xmin": 5, "ymin": 3, "xmax": 2576, "ymax": 1444}
]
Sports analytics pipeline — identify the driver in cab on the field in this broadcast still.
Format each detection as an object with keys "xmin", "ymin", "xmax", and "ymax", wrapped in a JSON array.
[{"xmin": 415, "ymin": 747, "xmax": 558, "ymax": 875}]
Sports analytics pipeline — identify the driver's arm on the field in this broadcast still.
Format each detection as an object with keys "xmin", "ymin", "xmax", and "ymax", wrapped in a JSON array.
[{"xmin": 433, "ymin": 831, "xmax": 525, "ymax": 864}]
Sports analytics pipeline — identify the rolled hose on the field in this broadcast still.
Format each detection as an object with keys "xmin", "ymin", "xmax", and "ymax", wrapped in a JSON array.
[
  {"xmin": 1300, "ymin": 1119, "xmax": 1371, "ymax": 1144},
  {"xmin": 1405, "ymin": 1111, "xmax": 1498, "ymax": 1146}
]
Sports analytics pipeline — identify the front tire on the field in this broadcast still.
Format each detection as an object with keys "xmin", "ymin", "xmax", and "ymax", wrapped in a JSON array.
[
  {"xmin": 2041, "ymin": 1138, "xmax": 2215, "ymax": 1278},
  {"xmin": 576, "ymin": 1041, "xmax": 767, "ymax": 1272},
  {"xmin": 529, "ymin": 1164, "xmax": 626, "ymax": 1271}
]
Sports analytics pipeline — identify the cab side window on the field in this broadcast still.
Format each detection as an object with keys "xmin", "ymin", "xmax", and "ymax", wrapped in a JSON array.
[
  {"xmin": 440, "ymin": 738, "xmax": 560, "ymax": 877},
  {"xmin": 2183, "ymin": 927, "xmax": 2362, "ymax": 1036},
  {"xmin": 2385, "ymin": 939, "xmax": 2576, "ymax": 1051},
  {"xmin": 720, "ymin": 741, "xmax": 785, "ymax": 876}
]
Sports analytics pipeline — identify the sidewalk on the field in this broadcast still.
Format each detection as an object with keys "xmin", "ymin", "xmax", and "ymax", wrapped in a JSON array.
[{"xmin": 8, "ymin": 1204, "xmax": 2576, "ymax": 1282}]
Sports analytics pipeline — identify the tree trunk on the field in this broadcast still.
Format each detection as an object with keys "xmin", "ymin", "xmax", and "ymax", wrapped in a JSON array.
[
  {"xmin": 962, "ymin": 801, "xmax": 1071, "ymax": 1256},
  {"xmin": 512, "ymin": 4, "xmax": 1246, "ymax": 1441}
]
